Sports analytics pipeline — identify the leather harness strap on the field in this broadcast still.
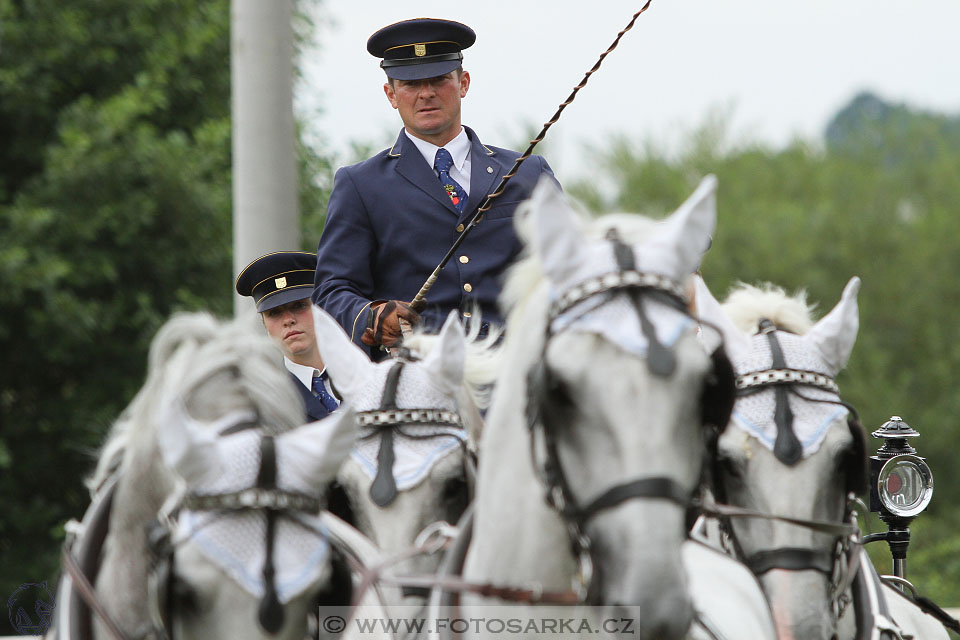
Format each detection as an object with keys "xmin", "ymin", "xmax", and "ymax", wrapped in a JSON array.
[
  {"xmin": 368, "ymin": 361, "xmax": 405, "ymax": 507},
  {"xmin": 61, "ymin": 547, "xmax": 131, "ymax": 640},
  {"xmin": 577, "ymin": 477, "xmax": 691, "ymax": 524},
  {"xmin": 746, "ymin": 547, "xmax": 835, "ymax": 576},
  {"xmin": 523, "ymin": 229, "xmax": 699, "ymax": 602},
  {"xmin": 256, "ymin": 435, "xmax": 285, "ymax": 633},
  {"xmin": 606, "ymin": 228, "xmax": 677, "ymax": 376},
  {"xmin": 758, "ymin": 319, "xmax": 803, "ymax": 465}
]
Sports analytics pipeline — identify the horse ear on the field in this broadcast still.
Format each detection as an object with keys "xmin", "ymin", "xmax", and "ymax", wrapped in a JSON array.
[
  {"xmin": 526, "ymin": 177, "xmax": 588, "ymax": 285},
  {"xmin": 637, "ymin": 174, "xmax": 717, "ymax": 281},
  {"xmin": 147, "ymin": 313, "xmax": 218, "ymax": 374},
  {"xmin": 804, "ymin": 276, "xmax": 861, "ymax": 375},
  {"xmin": 421, "ymin": 311, "xmax": 466, "ymax": 394},
  {"xmin": 694, "ymin": 275, "xmax": 752, "ymax": 363},
  {"xmin": 279, "ymin": 406, "xmax": 357, "ymax": 488},
  {"xmin": 312, "ymin": 305, "xmax": 377, "ymax": 399},
  {"xmin": 155, "ymin": 400, "xmax": 226, "ymax": 486}
]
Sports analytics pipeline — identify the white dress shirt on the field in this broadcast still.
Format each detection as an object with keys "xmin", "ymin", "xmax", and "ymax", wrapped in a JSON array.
[
  {"xmin": 404, "ymin": 127, "xmax": 472, "ymax": 195},
  {"xmin": 283, "ymin": 357, "xmax": 336, "ymax": 398}
]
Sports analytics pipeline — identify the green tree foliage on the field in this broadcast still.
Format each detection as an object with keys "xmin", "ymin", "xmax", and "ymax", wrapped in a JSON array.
[
  {"xmin": 569, "ymin": 92, "xmax": 960, "ymax": 605},
  {"xmin": 0, "ymin": 1, "xmax": 330, "ymax": 629}
]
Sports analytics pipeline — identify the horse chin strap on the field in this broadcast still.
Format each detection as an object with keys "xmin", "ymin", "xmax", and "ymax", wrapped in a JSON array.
[{"xmin": 526, "ymin": 229, "xmax": 696, "ymax": 602}]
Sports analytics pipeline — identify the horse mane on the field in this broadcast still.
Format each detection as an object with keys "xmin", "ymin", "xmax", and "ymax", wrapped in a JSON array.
[
  {"xmin": 401, "ymin": 317, "xmax": 502, "ymax": 411},
  {"xmin": 87, "ymin": 312, "xmax": 303, "ymax": 494},
  {"xmin": 720, "ymin": 282, "xmax": 816, "ymax": 336}
]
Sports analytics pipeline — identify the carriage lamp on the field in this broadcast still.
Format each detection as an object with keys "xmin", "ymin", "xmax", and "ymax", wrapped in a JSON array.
[{"xmin": 864, "ymin": 415, "xmax": 934, "ymax": 581}]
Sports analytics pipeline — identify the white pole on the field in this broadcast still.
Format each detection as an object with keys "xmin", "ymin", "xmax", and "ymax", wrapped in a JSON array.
[{"xmin": 231, "ymin": 0, "xmax": 299, "ymax": 316}]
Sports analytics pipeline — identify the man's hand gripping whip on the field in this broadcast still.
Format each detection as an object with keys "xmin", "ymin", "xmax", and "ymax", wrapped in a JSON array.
[{"xmin": 408, "ymin": 2, "xmax": 654, "ymax": 314}]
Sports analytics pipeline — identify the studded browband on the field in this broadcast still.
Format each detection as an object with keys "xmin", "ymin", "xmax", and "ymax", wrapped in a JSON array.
[
  {"xmin": 357, "ymin": 408, "xmax": 462, "ymax": 429},
  {"xmin": 550, "ymin": 270, "xmax": 687, "ymax": 321},
  {"xmin": 735, "ymin": 368, "xmax": 840, "ymax": 394},
  {"xmin": 183, "ymin": 488, "xmax": 321, "ymax": 514}
]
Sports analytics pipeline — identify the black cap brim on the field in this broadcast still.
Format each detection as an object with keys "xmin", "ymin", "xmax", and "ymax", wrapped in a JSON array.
[
  {"xmin": 384, "ymin": 58, "xmax": 463, "ymax": 81},
  {"xmin": 256, "ymin": 286, "xmax": 313, "ymax": 313}
]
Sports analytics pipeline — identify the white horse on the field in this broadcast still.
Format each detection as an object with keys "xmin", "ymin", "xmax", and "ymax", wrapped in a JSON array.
[
  {"xmin": 312, "ymin": 307, "xmax": 493, "ymax": 587},
  {"xmin": 49, "ymin": 313, "xmax": 386, "ymax": 640},
  {"xmin": 695, "ymin": 276, "xmax": 950, "ymax": 640},
  {"xmin": 457, "ymin": 176, "xmax": 776, "ymax": 640}
]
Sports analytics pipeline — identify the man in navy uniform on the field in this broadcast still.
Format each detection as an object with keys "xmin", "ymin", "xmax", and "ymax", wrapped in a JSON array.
[
  {"xmin": 313, "ymin": 17, "xmax": 558, "ymax": 355},
  {"xmin": 237, "ymin": 251, "xmax": 339, "ymax": 421}
]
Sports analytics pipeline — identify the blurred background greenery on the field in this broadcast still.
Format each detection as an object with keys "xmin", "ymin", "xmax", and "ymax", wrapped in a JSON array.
[{"xmin": 1, "ymin": 0, "xmax": 958, "ymax": 634}]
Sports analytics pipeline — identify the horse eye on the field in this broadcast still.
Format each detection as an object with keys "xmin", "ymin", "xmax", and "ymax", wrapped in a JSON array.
[
  {"xmin": 441, "ymin": 477, "xmax": 469, "ymax": 524},
  {"xmin": 325, "ymin": 480, "xmax": 356, "ymax": 526},
  {"xmin": 719, "ymin": 456, "xmax": 743, "ymax": 480},
  {"xmin": 546, "ymin": 377, "xmax": 575, "ymax": 409},
  {"xmin": 171, "ymin": 579, "xmax": 200, "ymax": 615}
]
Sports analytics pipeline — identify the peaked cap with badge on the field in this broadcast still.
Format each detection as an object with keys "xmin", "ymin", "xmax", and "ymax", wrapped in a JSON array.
[
  {"xmin": 367, "ymin": 18, "xmax": 476, "ymax": 80},
  {"xmin": 236, "ymin": 251, "xmax": 318, "ymax": 312}
]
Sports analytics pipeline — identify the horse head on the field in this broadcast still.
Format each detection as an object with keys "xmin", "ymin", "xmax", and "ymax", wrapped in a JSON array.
[
  {"xmin": 153, "ymin": 399, "xmax": 357, "ymax": 640},
  {"xmin": 696, "ymin": 276, "xmax": 865, "ymax": 640},
  {"xmin": 466, "ymin": 176, "xmax": 719, "ymax": 639},
  {"xmin": 89, "ymin": 313, "xmax": 349, "ymax": 639},
  {"xmin": 313, "ymin": 306, "xmax": 488, "ymax": 583}
]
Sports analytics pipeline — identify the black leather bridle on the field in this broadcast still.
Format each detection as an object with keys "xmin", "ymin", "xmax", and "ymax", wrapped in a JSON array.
[
  {"xmin": 55, "ymin": 418, "xmax": 332, "ymax": 640},
  {"xmin": 144, "ymin": 425, "xmax": 328, "ymax": 640},
  {"xmin": 524, "ymin": 229, "xmax": 727, "ymax": 601},
  {"xmin": 705, "ymin": 319, "xmax": 869, "ymax": 619}
]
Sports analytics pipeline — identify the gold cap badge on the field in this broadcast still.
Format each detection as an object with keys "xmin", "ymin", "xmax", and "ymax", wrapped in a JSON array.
[
  {"xmin": 414, "ymin": 43, "xmax": 426, "ymax": 57},
  {"xmin": 274, "ymin": 277, "xmax": 287, "ymax": 289}
]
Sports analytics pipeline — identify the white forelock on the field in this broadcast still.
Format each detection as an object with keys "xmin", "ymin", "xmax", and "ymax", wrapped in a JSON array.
[{"xmin": 721, "ymin": 282, "xmax": 816, "ymax": 335}]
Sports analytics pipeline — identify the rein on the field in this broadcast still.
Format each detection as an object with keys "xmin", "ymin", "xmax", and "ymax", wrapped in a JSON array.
[
  {"xmin": 61, "ymin": 546, "xmax": 133, "ymax": 640},
  {"xmin": 409, "ymin": 2, "xmax": 654, "ymax": 312},
  {"xmin": 348, "ymin": 519, "xmax": 584, "ymax": 609}
]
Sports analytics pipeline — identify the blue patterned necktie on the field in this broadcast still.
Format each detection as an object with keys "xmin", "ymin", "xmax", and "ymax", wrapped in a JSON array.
[
  {"xmin": 311, "ymin": 372, "xmax": 339, "ymax": 412},
  {"xmin": 434, "ymin": 147, "xmax": 467, "ymax": 213}
]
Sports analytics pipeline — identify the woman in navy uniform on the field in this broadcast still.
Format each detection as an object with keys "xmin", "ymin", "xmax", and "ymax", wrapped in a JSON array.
[
  {"xmin": 237, "ymin": 251, "xmax": 339, "ymax": 421},
  {"xmin": 313, "ymin": 18, "xmax": 559, "ymax": 356}
]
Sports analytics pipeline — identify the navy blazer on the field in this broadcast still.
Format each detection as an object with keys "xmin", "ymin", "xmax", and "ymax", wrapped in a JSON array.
[
  {"xmin": 314, "ymin": 126, "xmax": 557, "ymax": 353},
  {"xmin": 290, "ymin": 372, "xmax": 334, "ymax": 422}
]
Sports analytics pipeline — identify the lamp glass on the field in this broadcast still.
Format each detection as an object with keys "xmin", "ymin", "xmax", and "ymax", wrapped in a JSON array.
[{"xmin": 878, "ymin": 454, "xmax": 933, "ymax": 518}]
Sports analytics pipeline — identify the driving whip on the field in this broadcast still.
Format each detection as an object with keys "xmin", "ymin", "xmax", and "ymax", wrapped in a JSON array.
[{"xmin": 408, "ymin": 1, "xmax": 654, "ymax": 313}]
